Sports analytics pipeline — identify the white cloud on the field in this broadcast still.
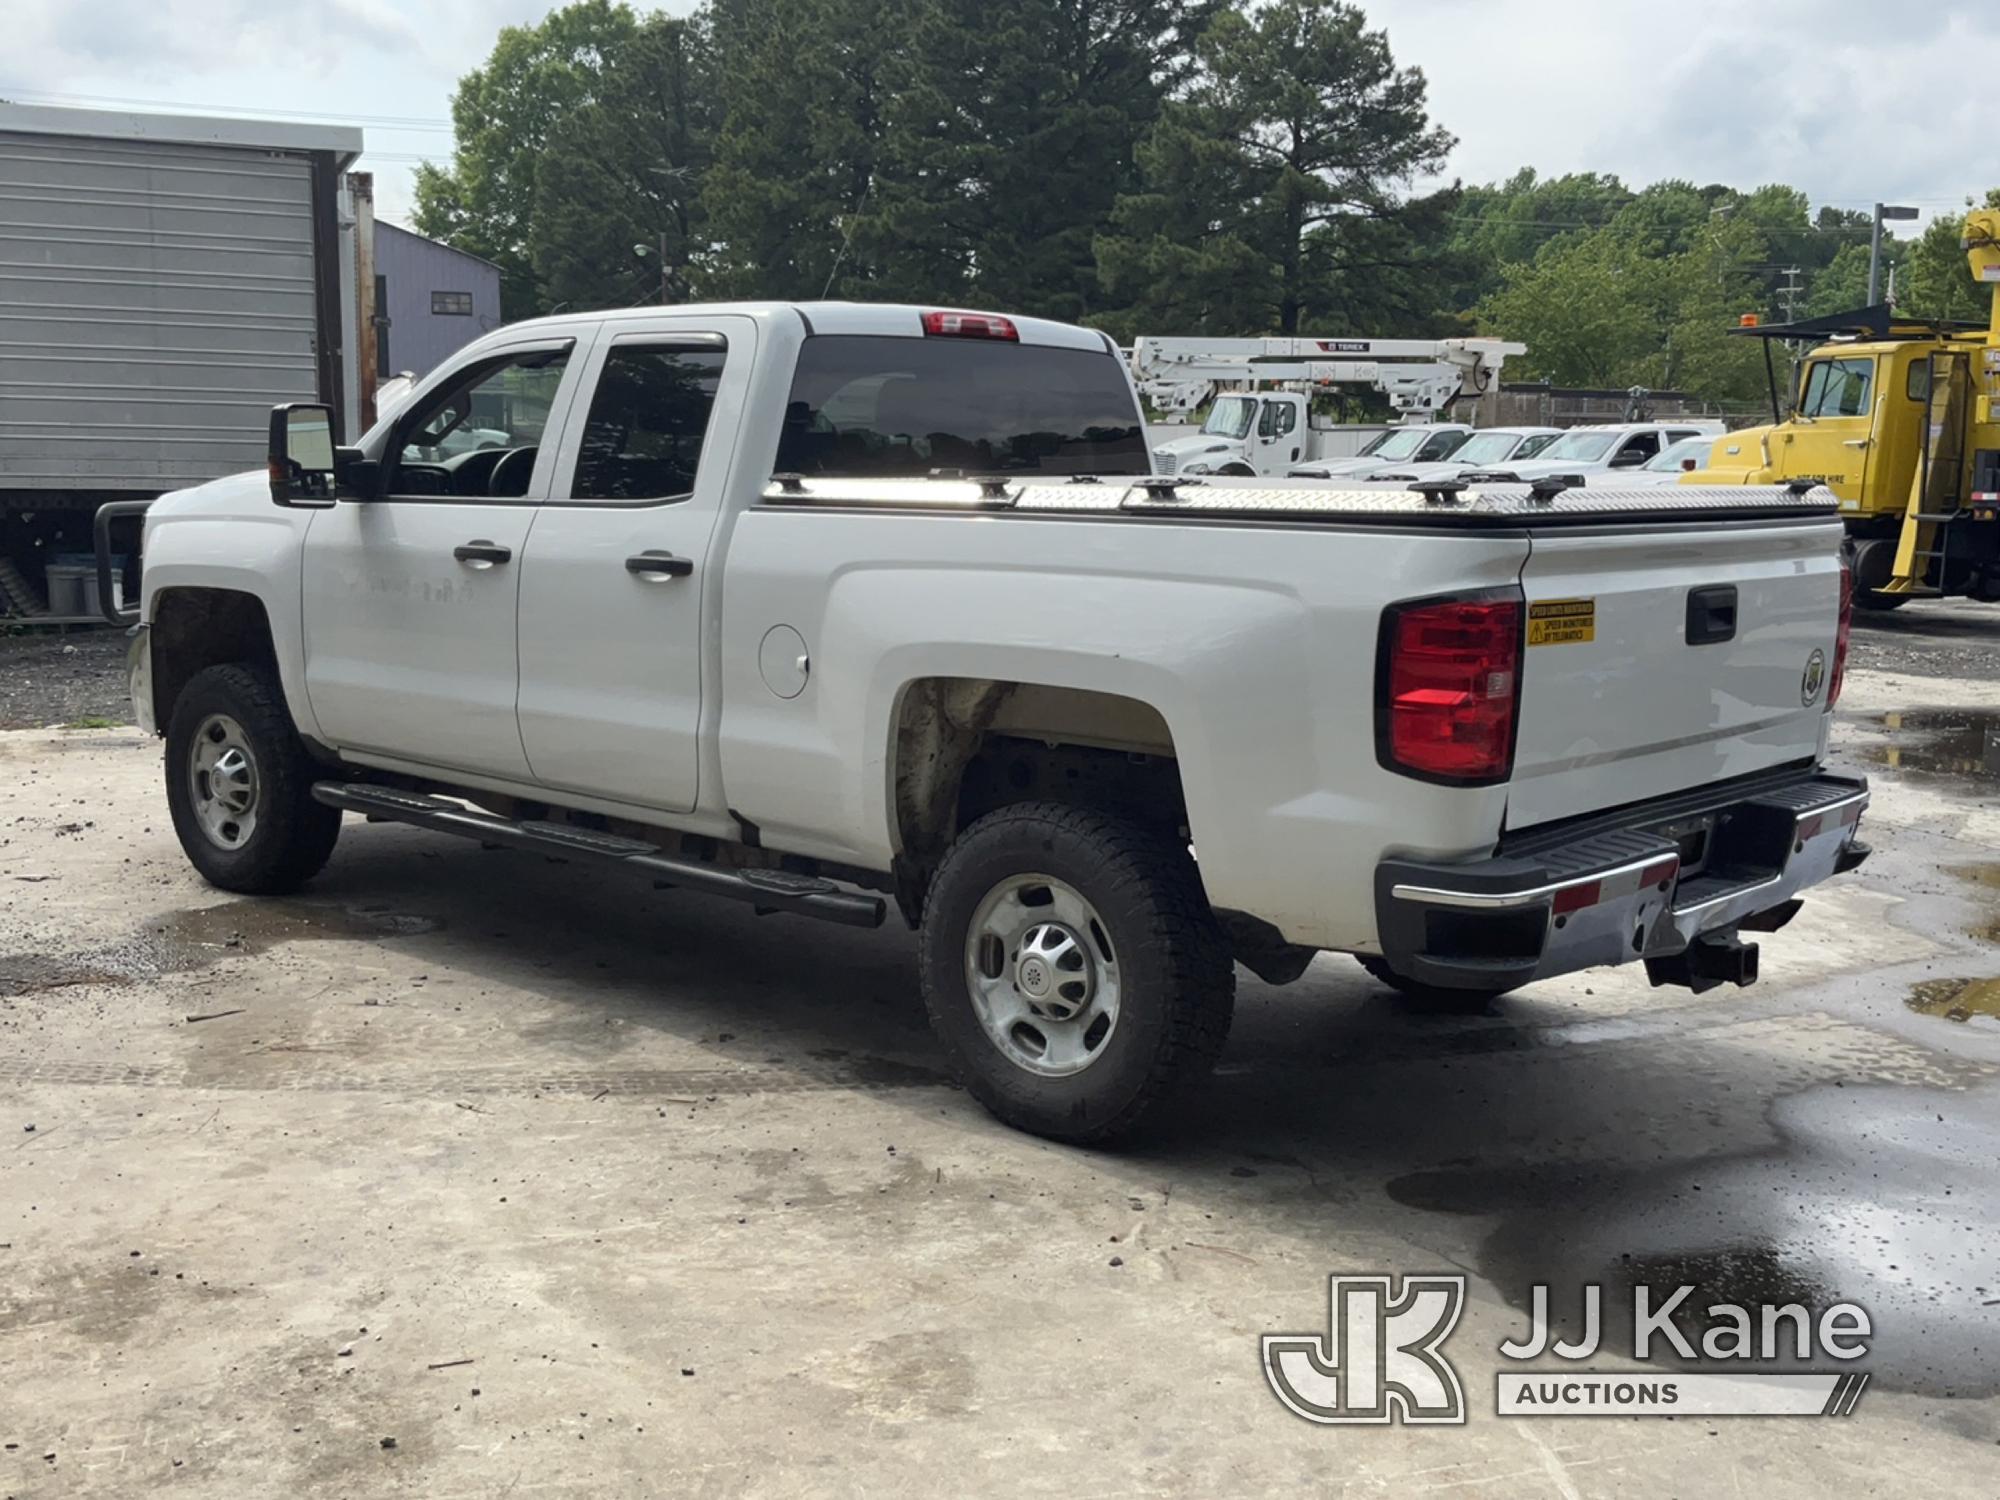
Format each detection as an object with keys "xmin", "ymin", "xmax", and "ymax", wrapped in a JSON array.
[{"xmin": 1360, "ymin": 0, "xmax": 2000, "ymax": 220}]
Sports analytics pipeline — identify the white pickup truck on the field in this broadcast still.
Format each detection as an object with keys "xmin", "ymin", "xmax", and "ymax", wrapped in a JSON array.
[{"xmin": 99, "ymin": 301, "xmax": 1869, "ymax": 1143}]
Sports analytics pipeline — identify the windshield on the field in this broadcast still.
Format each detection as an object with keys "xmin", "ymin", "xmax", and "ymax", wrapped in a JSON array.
[
  {"xmin": 1540, "ymin": 430, "xmax": 1618, "ymax": 462},
  {"xmin": 1366, "ymin": 427, "xmax": 1434, "ymax": 461},
  {"xmin": 1450, "ymin": 432, "xmax": 1524, "ymax": 466},
  {"xmin": 1201, "ymin": 397, "xmax": 1256, "ymax": 439},
  {"xmin": 1644, "ymin": 436, "xmax": 1710, "ymax": 472}
]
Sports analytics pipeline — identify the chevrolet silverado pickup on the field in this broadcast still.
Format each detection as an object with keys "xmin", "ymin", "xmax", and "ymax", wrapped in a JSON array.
[{"xmin": 100, "ymin": 301, "xmax": 1869, "ymax": 1143}]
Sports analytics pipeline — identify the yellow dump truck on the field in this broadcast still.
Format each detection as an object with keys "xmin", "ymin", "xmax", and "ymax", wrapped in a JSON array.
[{"xmin": 1686, "ymin": 208, "xmax": 2000, "ymax": 609}]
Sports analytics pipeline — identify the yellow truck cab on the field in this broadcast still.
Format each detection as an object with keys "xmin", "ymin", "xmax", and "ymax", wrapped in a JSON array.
[{"xmin": 1686, "ymin": 208, "xmax": 2000, "ymax": 609}]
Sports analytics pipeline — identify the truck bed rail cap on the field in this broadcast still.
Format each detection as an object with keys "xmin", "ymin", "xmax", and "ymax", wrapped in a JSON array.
[{"xmin": 759, "ymin": 476, "xmax": 1840, "ymax": 523}]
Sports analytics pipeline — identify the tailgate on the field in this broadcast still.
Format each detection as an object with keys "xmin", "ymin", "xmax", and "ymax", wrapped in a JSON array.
[{"xmin": 1507, "ymin": 519, "xmax": 1842, "ymax": 829}]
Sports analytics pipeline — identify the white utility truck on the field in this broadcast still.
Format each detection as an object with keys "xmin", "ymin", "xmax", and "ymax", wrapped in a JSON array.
[
  {"xmin": 102, "ymin": 302, "xmax": 1869, "ymax": 1143},
  {"xmin": 1134, "ymin": 335, "xmax": 1522, "ymax": 477}
]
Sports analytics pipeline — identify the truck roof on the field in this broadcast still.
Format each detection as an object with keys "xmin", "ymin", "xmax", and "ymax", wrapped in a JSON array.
[
  {"xmin": 0, "ymin": 101, "xmax": 363, "ymax": 166},
  {"xmin": 500, "ymin": 301, "xmax": 1117, "ymax": 354}
]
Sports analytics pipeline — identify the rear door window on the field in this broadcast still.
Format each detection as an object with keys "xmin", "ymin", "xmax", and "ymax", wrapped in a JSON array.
[
  {"xmin": 775, "ymin": 336, "xmax": 1145, "ymax": 476},
  {"xmin": 570, "ymin": 343, "xmax": 727, "ymax": 502}
]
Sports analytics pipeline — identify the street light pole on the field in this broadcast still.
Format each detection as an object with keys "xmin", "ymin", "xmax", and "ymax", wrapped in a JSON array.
[{"xmin": 1868, "ymin": 203, "xmax": 1919, "ymax": 306}]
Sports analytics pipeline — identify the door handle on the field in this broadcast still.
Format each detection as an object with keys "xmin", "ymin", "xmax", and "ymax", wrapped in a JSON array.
[
  {"xmin": 453, "ymin": 540, "xmax": 511, "ymax": 568},
  {"xmin": 625, "ymin": 550, "xmax": 694, "ymax": 580},
  {"xmin": 1843, "ymin": 438, "xmax": 1871, "ymax": 449}
]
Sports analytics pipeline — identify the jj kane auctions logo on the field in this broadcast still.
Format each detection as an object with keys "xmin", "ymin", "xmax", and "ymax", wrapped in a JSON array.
[{"xmin": 1263, "ymin": 1275, "xmax": 1872, "ymax": 1423}]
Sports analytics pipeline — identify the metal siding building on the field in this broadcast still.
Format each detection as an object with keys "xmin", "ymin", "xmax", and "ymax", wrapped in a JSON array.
[
  {"xmin": 0, "ymin": 105, "xmax": 360, "ymax": 494},
  {"xmin": 373, "ymin": 221, "xmax": 502, "ymax": 381}
]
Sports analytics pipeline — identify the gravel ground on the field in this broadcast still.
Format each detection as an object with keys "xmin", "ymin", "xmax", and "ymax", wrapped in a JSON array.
[{"xmin": 0, "ymin": 628, "xmax": 130, "ymax": 730}]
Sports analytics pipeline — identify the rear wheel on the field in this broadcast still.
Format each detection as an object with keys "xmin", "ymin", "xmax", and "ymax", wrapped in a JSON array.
[
  {"xmin": 164, "ymin": 663, "xmax": 341, "ymax": 894},
  {"xmin": 918, "ymin": 803, "xmax": 1233, "ymax": 1144},
  {"xmin": 1356, "ymin": 955, "xmax": 1512, "ymax": 1014}
]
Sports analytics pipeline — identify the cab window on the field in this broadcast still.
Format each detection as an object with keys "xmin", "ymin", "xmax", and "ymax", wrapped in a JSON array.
[
  {"xmin": 389, "ymin": 347, "xmax": 571, "ymax": 498},
  {"xmin": 1907, "ymin": 359, "xmax": 1932, "ymax": 403},
  {"xmin": 1414, "ymin": 429, "xmax": 1468, "ymax": 462},
  {"xmin": 1798, "ymin": 357, "xmax": 1875, "ymax": 418},
  {"xmin": 1611, "ymin": 432, "xmax": 1660, "ymax": 466},
  {"xmin": 570, "ymin": 343, "xmax": 727, "ymax": 502}
]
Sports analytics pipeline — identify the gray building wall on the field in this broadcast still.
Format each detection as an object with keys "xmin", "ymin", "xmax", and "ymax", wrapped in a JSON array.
[
  {"xmin": 373, "ymin": 222, "xmax": 502, "ymax": 380},
  {"xmin": 0, "ymin": 123, "xmax": 332, "ymax": 491}
]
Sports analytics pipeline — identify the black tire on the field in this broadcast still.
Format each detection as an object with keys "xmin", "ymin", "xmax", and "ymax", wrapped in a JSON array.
[
  {"xmin": 1356, "ymin": 955, "xmax": 1511, "ymax": 1014},
  {"xmin": 1852, "ymin": 589, "xmax": 1907, "ymax": 612},
  {"xmin": 164, "ymin": 662, "xmax": 341, "ymax": 894},
  {"xmin": 917, "ymin": 802, "xmax": 1234, "ymax": 1144}
]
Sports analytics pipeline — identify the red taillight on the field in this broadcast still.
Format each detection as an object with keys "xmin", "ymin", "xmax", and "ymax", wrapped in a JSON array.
[
  {"xmin": 921, "ymin": 309, "xmax": 1018, "ymax": 341},
  {"xmin": 1828, "ymin": 559, "xmax": 1854, "ymax": 707},
  {"xmin": 1378, "ymin": 593, "xmax": 1523, "ymax": 782}
]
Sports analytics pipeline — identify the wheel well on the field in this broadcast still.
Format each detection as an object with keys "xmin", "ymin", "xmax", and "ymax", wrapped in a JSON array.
[
  {"xmin": 150, "ymin": 588, "xmax": 280, "ymax": 728},
  {"xmin": 1217, "ymin": 462, "xmax": 1257, "ymax": 477},
  {"xmin": 888, "ymin": 678, "xmax": 1189, "ymax": 922}
]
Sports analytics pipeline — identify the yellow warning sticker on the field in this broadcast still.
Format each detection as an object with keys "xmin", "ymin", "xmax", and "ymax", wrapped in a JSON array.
[{"xmin": 1527, "ymin": 597, "xmax": 1595, "ymax": 646}]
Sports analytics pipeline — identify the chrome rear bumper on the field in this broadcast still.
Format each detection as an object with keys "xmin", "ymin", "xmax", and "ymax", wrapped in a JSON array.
[{"xmin": 1373, "ymin": 772, "xmax": 1869, "ymax": 993}]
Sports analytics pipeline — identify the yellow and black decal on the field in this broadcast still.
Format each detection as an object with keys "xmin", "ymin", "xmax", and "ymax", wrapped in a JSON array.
[{"xmin": 1526, "ymin": 597, "xmax": 1595, "ymax": 647}]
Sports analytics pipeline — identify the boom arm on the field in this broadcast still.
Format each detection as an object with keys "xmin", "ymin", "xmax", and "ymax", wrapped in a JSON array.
[{"xmin": 1130, "ymin": 335, "xmax": 1525, "ymax": 418}]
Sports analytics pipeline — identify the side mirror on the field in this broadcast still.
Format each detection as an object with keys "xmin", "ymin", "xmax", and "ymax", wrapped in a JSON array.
[
  {"xmin": 1609, "ymin": 449, "xmax": 1645, "ymax": 469},
  {"xmin": 269, "ymin": 403, "xmax": 340, "ymax": 507}
]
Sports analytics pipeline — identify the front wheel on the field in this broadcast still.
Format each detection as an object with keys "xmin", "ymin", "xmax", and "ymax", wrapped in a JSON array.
[
  {"xmin": 918, "ymin": 803, "xmax": 1234, "ymax": 1144},
  {"xmin": 164, "ymin": 663, "xmax": 341, "ymax": 894}
]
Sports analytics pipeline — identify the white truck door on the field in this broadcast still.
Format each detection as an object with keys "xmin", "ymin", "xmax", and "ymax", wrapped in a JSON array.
[
  {"xmin": 1253, "ymin": 396, "xmax": 1302, "ymax": 473},
  {"xmin": 514, "ymin": 316, "xmax": 754, "ymax": 812},
  {"xmin": 300, "ymin": 336, "xmax": 589, "ymax": 781}
]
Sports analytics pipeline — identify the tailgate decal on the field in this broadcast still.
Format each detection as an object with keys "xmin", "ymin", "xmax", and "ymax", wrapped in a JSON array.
[{"xmin": 1527, "ymin": 597, "xmax": 1596, "ymax": 646}]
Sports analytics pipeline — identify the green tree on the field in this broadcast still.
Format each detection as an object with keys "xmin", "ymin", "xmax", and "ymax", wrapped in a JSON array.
[
  {"xmin": 1478, "ymin": 210, "xmax": 1768, "ymax": 403},
  {"xmin": 860, "ymin": 0, "xmax": 1213, "ymax": 320},
  {"xmin": 700, "ymin": 0, "xmax": 899, "ymax": 299},
  {"xmin": 1096, "ymin": 0, "xmax": 1452, "ymax": 336},
  {"xmin": 411, "ymin": 0, "xmax": 642, "ymax": 318},
  {"xmin": 527, "ymin": 13, "xmax": 717, "ymax": 311},
  {"xmin": 1802, "ymin": 241, "xmax": 1873, "ymax": 318},
  {"xmin": 1443, "ymin": 169, "xmax": 1632, "ymax": 308},
  {"xmin": 1896, "ymin": 192, "xmax": 2000, "ymax": 322}
]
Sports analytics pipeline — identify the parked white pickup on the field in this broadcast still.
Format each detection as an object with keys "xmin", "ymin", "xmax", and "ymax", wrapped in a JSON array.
[{"xmin": 108, "ymin": 302, "xmax": 1867, "ymax": 1142}]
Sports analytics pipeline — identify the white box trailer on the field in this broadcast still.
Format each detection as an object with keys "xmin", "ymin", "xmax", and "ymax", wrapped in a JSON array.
[{"xmin": 0, "ymin": 104, "xmax": 362, "ymax": 613}]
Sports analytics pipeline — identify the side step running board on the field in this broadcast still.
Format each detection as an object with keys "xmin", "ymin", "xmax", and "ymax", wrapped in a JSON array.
[{"xmin": 311, "ymin": 782, "xmax": 885, "ymax": 929}]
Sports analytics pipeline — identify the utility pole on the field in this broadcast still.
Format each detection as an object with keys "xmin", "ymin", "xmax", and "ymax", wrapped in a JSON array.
[
  {"xmin": 1869, "ymin": 202, "xmax": 1918, "ymax": 305},
  {"xmin": 1778, "ymin": 266, "xmax": 1803, "ymax": 322}
]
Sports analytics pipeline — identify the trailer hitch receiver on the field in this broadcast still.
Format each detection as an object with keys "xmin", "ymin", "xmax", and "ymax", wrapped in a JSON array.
[{"xmin": 1645, "ymin": 931, "xmax": 1759, "ymax": 994}]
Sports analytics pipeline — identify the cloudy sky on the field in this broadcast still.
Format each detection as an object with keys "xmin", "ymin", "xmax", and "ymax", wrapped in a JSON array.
[{"xmin": 3, "ymin": 0, "xmax": 1994, "ymax": 229}]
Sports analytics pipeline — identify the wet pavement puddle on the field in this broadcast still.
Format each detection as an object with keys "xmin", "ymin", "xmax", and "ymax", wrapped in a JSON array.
[
  {"xmin": 0, "ymin": 901, "xmax": 441, "ymax": 996},
  {"xmin": 1866, "ymin": 708, "xmax": 2000, "ymax": 783},
  {"xmin": 1906, "ymin": 976, "xmax": 2000, "ymax": 1025}
]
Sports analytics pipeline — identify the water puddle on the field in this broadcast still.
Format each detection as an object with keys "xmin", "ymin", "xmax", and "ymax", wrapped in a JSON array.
[
  {"xmin": 1905, "ymin": 976, "xmax": 2000, "ymax": 1025},
  {"xmin": 1866, "ymin": 709, "xmax": 2000, "ymax": 783},
  {"xmin": 0, "ymin": 901, "xmax": 441, "ymax": 996}
]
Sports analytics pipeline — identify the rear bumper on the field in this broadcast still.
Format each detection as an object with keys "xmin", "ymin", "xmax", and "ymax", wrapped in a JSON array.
[{"xmin": 1373, "ymin": 771, "xmax": 1869, "ymax": 992}]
